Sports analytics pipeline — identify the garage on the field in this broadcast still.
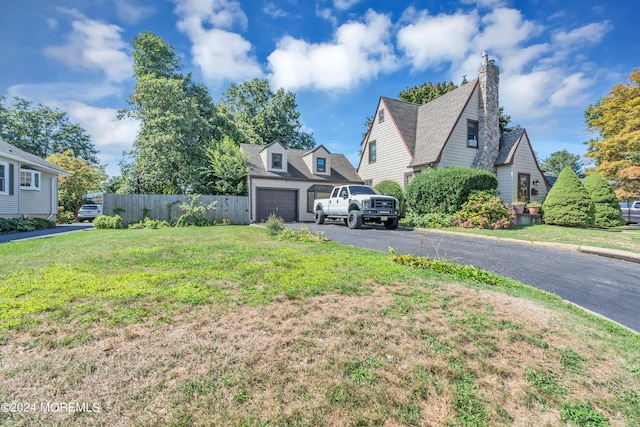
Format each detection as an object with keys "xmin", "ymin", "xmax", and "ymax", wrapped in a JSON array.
[{"xmin": 256, "ymin": 188, "xmax": 297, "ymax": 222}]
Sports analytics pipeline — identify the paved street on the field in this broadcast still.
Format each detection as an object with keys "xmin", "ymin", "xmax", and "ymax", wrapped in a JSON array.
[{"xmin": 290, "ymin": 222, "xmax": 640, "ymax": 333}]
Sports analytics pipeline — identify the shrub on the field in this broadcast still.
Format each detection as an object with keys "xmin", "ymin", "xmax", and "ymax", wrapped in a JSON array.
[
  {"xmin": 279, "ymin": 227, "xmax": 329, "ymax": 242},
  {"xmin": 175, "ymin": 194, "xmax": 217, "ymax": 227},
  {"xmin": 405, "ymin": 167, "xmax": 498, "ymax": 215},
  {"xmin": 451, "ymin": 191, "xmax": 515, "ymax": 229},
  {"xmin": 403, "ymin": 211, "xmax": 453, "ymax": 228},
  {"xmin": 375, "ymin": 180, "xmax": 406, "ymax": 213},
  {"xmin": 265, "ymin": 214, "xmax": 285, "ymax": 235},
  {"xmin": 31, "ymin": 218, "xmax": 56, "ymax": 230},
  {"xmin": 542, "ymin": 168, "xmax": 595, "ymax": 227},
  {"xmin": 583, "ymin": 171, "xmax": 625, "ymax": 228},
  {"xmin": 94, "ymin": 215, "xmax": 123, "ymax": 229},
  {"xmin": 128, "ymin": 218, "xmax": 172, "ymax": 229},
  {"xmin": 56, "ymin": 208, "xmax": 75, "ymax": 224}
]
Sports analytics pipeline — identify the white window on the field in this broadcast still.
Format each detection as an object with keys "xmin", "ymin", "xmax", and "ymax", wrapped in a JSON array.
[
  {"xmin": 0, "ymin": 161, "xmax": 8, "ymax": 195},
  {"xmin": 20, "ymin": 169, "xmax": 41, "ymax": 191}
]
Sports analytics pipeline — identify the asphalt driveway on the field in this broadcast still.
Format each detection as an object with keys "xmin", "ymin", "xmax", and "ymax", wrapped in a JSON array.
[
  {"xmin": 0, "ymin": 223, "xmax": 95, "ymax": 244},
  {"xmin": 290, "ymin": 222, "xmax": 640, "ymax": 333}
]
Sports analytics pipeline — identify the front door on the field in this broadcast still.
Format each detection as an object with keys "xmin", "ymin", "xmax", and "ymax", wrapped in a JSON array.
[{"xmin": 518, "ymin": 173, "xmax": 530, "ymax": 203}]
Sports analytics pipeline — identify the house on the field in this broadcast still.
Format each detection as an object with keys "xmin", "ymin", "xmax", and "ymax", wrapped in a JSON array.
[
  {"xmin": 357, "ymin": 52, "xmax": 547, "ymax": 205},
  {"xmin": 241, "ymin": 141, "xmax": 362, "ymax": 222},
  {"xmin": 0, "ymin": 139, "xmax": 70, "ymax": 220}
]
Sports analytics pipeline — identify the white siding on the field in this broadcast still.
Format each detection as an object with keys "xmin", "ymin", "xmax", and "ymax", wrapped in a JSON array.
[
  {"xmin": 497, "ymin": 134, "xmax": 547, "ymax": 205},
  {"xmin": 357, "ymin": 102, "xmax": 413, "ymax": 189},
  {"xmin": 261, "ymin": 142, "xmax": 288, "ymax": 173},
  {"xmin": 496, "ymin": 167, "xmax": 512, "ymax": 204},
  {"xmin": 0, "ymin": 156, "xmax": 19, "ymax": 215},
  {"xmin": 20, "ymin": 171, "xmax": 55, "ymax": 215},
  {"xmin": 303, "ymin": 146, "xmax": 331, "ymax": 176},
  {"xmin": 439, "ymin": 89, "xmax": 480, "ymax": 169}
]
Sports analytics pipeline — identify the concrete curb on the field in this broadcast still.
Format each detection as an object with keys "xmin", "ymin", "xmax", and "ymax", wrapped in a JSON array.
[{"xmin": 413, "ymin": 227, "xmax": 640, "ymax": 264}]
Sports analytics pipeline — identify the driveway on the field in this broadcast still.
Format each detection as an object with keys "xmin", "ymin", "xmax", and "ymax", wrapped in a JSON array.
[
  {"xmin": 0, "ymin": 223, "xmax": 95, "ymax": 244},
  {"xmin": 290, "ymin": 222, "xmax": 640, "ymax": 333}
]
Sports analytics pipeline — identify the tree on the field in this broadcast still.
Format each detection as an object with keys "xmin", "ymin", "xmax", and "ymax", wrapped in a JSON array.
[
  {"xmin": 585, "ymin": 68, "xmax": 640, "ymax": 199},
  {"xmin": 119, "ymin": 32, "xmax": 226, "ymax": 194},
  {"xmin": 398, "ymin": 81, "xmax": 458, "ymax": 104},
  {"xmin": 0, "ymin": 96, "xmax": 98, "ymax": 163},
  {"xmin": 201, "ymin": 136, "xmax": 248, "ymax": 195},
  {"xmin": 102, "ymin": 176, "xmax": 123, "ymax": 194},
  {"xmin": 542, "ymin": 167, "xmax": 594, "ymax": 227},
  {"xmin": 217, "ymin": 78, "xmax": 315, "ymax": 150},
  {"xmin": 46, "ymin": 150, "xmax": 107, "ymax": 213},
  {"xmin": 540, "ymin": 149, "xmax": 583, "ymax": 177},
  {"xmin": 583, "ymin": 171, "xmax": 625, "ymax": 227}
]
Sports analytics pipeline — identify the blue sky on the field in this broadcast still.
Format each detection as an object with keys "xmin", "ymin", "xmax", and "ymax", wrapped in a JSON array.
[{"xmin": 1, "ymin": 0, "xmax": 637, "ymax": 177}]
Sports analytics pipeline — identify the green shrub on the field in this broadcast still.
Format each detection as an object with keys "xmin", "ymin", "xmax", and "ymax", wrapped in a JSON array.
[
  {"xmin": 403, "ymin": 211, "xmax": 453, "ymax": 228},
  {"xmin": 175, "ymin": 194, "xmax": 217, "ymax": 227},
  {"xmin": 452, "ymin": 191, "xmax": 515, "ymax": 229},
  {"xmin": 405, "ymin": 167, "xmax": 498, "ymax": 215},
  {"xmin": 279, "ymin": 227, "xmax": 329, "ymax": 242},
  {"xmin": 375, "ymin": 180, "xmax": 406, "ymax": 213},
  {"xmin": 128, "ymin": 218, "xmax": 172, "ymax": 229},
  {"xmin": 31, "ymin": 218, "xmax": 56, "ymax": 230},
  {"xmin": 265, "ymin": 214, "xmax": 285, "ymax": 235},
  {"xmin": 542, "ymin": 168, "xmax": 595, "ymax": 227},
  {"xmin": 583, "ymin": 171, "xmax": 625, "ymax": 228},
  {"xmin": 56, "ymin": 208, "xmax": 75, "ymax": 224},
  {"xmin": 94, "ymin": 215, "xmax": 123, "ymax": 229}
]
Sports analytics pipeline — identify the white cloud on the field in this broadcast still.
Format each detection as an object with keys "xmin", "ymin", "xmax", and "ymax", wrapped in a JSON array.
[
  {"xmin": 115, "ymin": 0, "xmax": 155, "ymax": 24},
  {"xmin": 501, "ymin": 70, "xmax": 554, "ymax": 119},
  {"xmin": 263, "ymin": 2, "xmax": 287, "ymax": 18},
  {"xmin": 43, "ymin": 14, "xmax": 132, "ymax": 83},
  {"xmin": 553, "ymin": 21, "xmax": 612, "ymax": 47},
  {"xmin": 267, "ymin": 10, "xmax": 397, "ymax": 91},
  {"xmin": 174, "ymin": 0, "xmax": 262, "ymax": 85},
  {"xmin": 334, "ymin": 0, "xmax": 361, "ymax": 11},
  {"xmin": 549, "ymin": 72, "xmax": 594, "ymax": 108},
  {"xmin": 7, "ymin": 81, "xmax": 123, "ymax": 104},
  {"xmin": 397, "ymin": 11, "xmax": 479, "ymax": 70},
  {"xmin": 473, "ymin": 8, "xmax": 541, "ymax": 56}
]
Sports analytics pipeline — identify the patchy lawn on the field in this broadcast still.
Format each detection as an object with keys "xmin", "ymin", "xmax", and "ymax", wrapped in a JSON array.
[{"xmin": 1, "ymin": 226, "xmax": 638, "ymax": 426}]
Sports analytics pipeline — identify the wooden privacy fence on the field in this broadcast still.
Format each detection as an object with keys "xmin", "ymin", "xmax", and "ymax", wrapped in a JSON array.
[{"xmin": 103, "ymin": 194, "xmax": 249, "ymax": 226}]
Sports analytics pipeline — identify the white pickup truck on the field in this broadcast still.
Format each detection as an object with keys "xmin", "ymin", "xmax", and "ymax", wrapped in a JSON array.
[
  {"xmin": 313, "ymin": 185, "xmax": 400, "ymax": 229},
  {"xmin": 621, "ymin": 201, "xmax": 640, "ymax": 224}
]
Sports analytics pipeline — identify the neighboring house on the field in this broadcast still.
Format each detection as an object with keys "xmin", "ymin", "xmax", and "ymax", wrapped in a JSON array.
[
  {"xmin": 241, "ymin": 141, "xmax": 362, "ymax": 222},
  {"xmin": 357, "ymin": 52, "xmax": 547, "ymax": 205},
  {"xmin": 0, "ymin": 139, "xmax": 70, "ymax": 220}
]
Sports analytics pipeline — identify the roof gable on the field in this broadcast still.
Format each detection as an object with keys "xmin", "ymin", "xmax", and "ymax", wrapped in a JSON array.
[
  {"xmin": 0, "ymin": 139, "xmax": 70, "ymax": 176},
  {"xmin": 380, "ymin": 97, "xmax": 419, "ymax": 155}
]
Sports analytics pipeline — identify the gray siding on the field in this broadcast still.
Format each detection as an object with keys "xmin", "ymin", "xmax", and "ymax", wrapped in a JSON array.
[{"xmin": 439, "ymin": 90, "xmax": 480, "ymax": 169}]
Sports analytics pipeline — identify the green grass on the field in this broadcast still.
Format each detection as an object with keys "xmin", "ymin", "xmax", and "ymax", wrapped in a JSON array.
[
  {"xmin": 0, "ymin": 226, "xmax": 638, "ymax": 426},
  {"xmin": 418, "ymin": 224, "xmax": 640, "ymax": 253}
]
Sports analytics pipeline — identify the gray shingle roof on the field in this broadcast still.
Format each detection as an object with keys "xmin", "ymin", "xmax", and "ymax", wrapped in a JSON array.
[
  {"xmin": 380, "ymin": 97, "xmax": 419, "ymax": 154},
  {"xmin": 410, "ymin": 80, "xmax": 479, "ymax": 167},
  {"xmin": 495, "ymin": 129, "xmax": 524, "ymax": 166},
  {"xmin": 0, "ymin": 139, "xmax": 70, "ymax": 175},
  {"xmin": 241, "ymin": 143, "xmax": 362, "ymax": 183}
]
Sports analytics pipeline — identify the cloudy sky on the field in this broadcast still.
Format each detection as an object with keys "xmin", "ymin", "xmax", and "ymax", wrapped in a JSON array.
[{"xmin": 1, "ymin": 0, "xmax": 637, "ymax": 176}]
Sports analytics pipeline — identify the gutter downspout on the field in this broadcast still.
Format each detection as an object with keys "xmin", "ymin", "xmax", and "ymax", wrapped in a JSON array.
[{"xmin": 47, "ymin": 176, "xmax": 57, "ymax": 221}]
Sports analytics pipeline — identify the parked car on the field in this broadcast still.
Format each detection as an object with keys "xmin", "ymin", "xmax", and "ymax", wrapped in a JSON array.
[
  {"xmin": 77, "ymin": 204, "xmax": 103, "ymax": 221},
  {"xmin": 620, "ymin": 201, "xmax": 640, "ymax": 224}
]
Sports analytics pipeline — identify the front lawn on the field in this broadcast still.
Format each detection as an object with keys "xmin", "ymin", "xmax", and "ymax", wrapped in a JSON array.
[
  {"xmin": 1, "ymin": 226, "xmax": 638, "ymax": 426},
  {"xmin": 426, "ymin": 224, "xmax": 640, "ymax": 253}
]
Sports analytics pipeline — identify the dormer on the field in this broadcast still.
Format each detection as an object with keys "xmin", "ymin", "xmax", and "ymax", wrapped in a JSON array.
[
  {"xmin": 260, "ymin": 140, "xmax": 288, "ymax": 173},
  {"xmin": 303, "ymin": 145, "xmax": 331, "ymax": 176}
]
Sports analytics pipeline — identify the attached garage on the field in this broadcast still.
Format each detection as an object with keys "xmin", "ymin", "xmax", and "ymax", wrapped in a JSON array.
[{"xmin": 256, "ymin": 188, "xmax": 297, "ymax": 222}]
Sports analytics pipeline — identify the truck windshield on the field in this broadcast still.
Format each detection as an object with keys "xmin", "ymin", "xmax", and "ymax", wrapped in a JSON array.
[{"xmin": 349, "ymin": 186, "xmax": 378, "ymax": 195}]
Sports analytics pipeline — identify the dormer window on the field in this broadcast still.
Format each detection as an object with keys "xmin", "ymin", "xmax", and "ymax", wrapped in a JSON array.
[
  {"xmin": 272, "ymin": 153, "xmax": 283, "ymax": 169},
  {"xmin": 467, "ymin": 120, "xmax": 478, "ymax": 148},
  {"xmin": 20, "ymin": 169, "xmax": 41, "ymax": 190},
  {"xmin": 317, "ymin": 157, "xmax": 326, "ymax": 173}
]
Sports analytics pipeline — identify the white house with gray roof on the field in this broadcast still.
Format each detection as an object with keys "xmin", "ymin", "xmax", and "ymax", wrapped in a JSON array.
[
  {"xmin": 357, "ymin": 53, "xmax": 547, "ymax": 206},
  {"xmin": 241, "ymin": 141, "xmax": 362, "ymax": 222},
  {"xmin": 0, "ymin": 139, "xmax": 70, "ymax": 220}
]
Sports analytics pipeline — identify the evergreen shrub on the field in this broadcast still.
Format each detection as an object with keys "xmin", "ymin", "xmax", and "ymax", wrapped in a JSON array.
[
  {"xmin": 375, "ymin": 180, "xmax": 406, "ymax": 213},
  {"xmin": 405, "ymin": 167, "xmax": 498, "ymax": 215},
  {"xmin": 542, "ymin": 168, "xmax": 595, "ymax": 227},
  {"xmin": 583, "ymin": 171, "xmax": 625, "ymax": 228}
]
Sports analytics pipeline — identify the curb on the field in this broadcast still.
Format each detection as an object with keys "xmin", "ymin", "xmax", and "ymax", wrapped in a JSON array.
[{"xmin": 413, "ymin": 227, "xmax": 640, "ymax": 264}]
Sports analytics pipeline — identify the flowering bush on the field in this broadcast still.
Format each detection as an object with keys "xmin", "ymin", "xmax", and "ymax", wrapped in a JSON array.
[{"xmin": 452, "ymin": 191, "xmax": 515, "ymax": 229}]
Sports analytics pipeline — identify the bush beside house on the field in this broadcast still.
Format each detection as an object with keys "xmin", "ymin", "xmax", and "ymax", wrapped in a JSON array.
[
  {"xmin": 405, "ymin": 167, "xmax": 498, "ymax": 215},
  {"xmin": 542, "ymin": 168, "xmax": 595, "ymax": 227},
  {"xmin": 375, "ymin": 180, "xmax": 406, "ymax": 214},
  {"xmin": 583, "ymin": 171, "xmax": 626, "ymax": 228}
]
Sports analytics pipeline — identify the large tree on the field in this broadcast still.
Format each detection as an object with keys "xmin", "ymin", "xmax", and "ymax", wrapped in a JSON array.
[
  {"xmin": 217, "ymin": 78, "xmax": 315, "ymax": 150},
  {"xmin": 46, "ymin": 150, "xmax": 107, "ymax": 213},
  {"xmin": 201, "ymin": 136, "xmax": 248, "ymax": 196},
  {"xmin": 539, "ymin": 149, "xmax": 583, "ymax": 177},
  {"xmin": 585, "ymin": 68, "xmax": 640, "ymax": 199},
  {"xmin": 0, "ymin": 96, "xmax": 98, "ymax": 163},
  {"xmin": 119, "ymin": 32, "xmax": 233, "ymax": 194}
]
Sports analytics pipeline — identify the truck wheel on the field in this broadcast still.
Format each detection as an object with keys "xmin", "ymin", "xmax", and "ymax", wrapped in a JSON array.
[
  {"xmin": 384, "ymin": 217, "xmax": 399, "ymax": 230},
  {"xmin": 315, "ymin": 210, "xmax": 325, "ymax": 225},
  {"xmin": 347, "ymin": 210, "xmax": 363, "ymax": 229}
]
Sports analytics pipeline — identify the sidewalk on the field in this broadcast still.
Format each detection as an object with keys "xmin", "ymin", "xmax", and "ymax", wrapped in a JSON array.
[
  {"xmin": 415, "ymin": 228, "xmax": 640, "ymax": 264},
  {"xmin": 0, "ymin": 223, "xmax": 95, "ymax": 244}
]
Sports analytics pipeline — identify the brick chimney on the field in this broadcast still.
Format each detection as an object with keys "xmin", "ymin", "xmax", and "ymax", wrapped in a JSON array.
[{"xmin": 473, "ymin": 51, "xmax": 500, "ymax": 173}]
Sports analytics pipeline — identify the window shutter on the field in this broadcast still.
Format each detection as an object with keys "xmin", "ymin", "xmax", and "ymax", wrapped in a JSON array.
[{"xmin": 9, "ymin": 164, "xmax": 14, "ymax": 195}]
